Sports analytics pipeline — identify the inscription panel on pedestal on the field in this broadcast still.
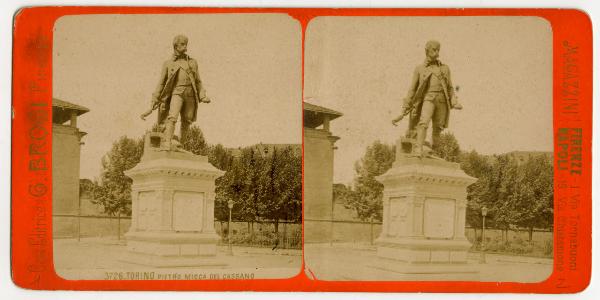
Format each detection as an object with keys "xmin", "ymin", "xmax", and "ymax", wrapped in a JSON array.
[
  {"xmin": 173, "ymin": 191, "xmax": 204, "ymax": 231},
  {"xmin": 137, "ymin": 191, "xmax": 158, "ymax": 231},
  {"xmin": 388, "ymin": 197, "xmax": 408, "ymax": 237},
  {"xmin": 423, "ymin": 198, "xmax": 455, "ymax": 239}
]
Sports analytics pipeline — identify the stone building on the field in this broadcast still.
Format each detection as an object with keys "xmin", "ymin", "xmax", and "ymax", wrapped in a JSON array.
[
  {"xmin": 303, "ymin": 101, "xmax": 342, "ymax": 242},
  {"xmin": 52, "ymin": 98, "xmax": 89, "ymax": 238}
]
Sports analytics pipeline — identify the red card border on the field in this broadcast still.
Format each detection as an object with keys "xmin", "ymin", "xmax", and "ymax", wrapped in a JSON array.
[{"xmin": 11, "ymin": 7, "xmax": 592, "ymax": 292}]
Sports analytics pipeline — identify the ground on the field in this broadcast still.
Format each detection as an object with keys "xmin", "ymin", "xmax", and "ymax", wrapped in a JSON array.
[
  {"xmin": 304, "ymin": 243, "xmax": 553, "ymax": 282},
  {"xmin": 53, "ymin": 237, "xmax": 302, "ymax": 280},
  {"xmin": 54, "ymin": 238, "xmax": 552, "ymax": 282}
]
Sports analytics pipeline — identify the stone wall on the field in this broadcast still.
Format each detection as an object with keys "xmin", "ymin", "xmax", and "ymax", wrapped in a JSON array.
[
  {"xmin": 52, "ymin": 124, "xmax": 82, "ymax": 238},
  {"xmin": 304, "ymin": 127, "xmax": 335, "ymax": 242}
]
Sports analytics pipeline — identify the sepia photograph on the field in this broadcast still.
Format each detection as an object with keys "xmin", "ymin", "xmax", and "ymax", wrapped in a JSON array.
[
  {"xmin": 303, "ymin": 16, "xmax": 554, "ymax": 281},
  {"xmin": 9, "ymin": 5, "xmax": 594, "ymax": 293},
  {"xmin": 51, "ymin": 13, "xmax": 302, "ymax": 280}
]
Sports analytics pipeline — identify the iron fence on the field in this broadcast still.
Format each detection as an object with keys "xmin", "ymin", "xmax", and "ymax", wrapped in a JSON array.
[
  {"xmin": 304, "ymin": 218, "xmax": 552, "ymax": 246},
  {"xmin": 53, "ymin": 214, "xmax": 301, "ymax": 249}
]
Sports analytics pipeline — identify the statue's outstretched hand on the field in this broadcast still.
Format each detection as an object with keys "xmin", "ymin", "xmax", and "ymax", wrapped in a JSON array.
[
  {"xmin": 392, "ymin": 115, "xmax": 403, "ymax": 126},
  {"xmin": 392, "ymin": 104, "xmax": 411, "ymax": 126},
  {"xmin": 141, "ymin": 98, "xmax": 159, "ymax": 121},
  {"xmin": 450, "ymin": 95, "xmax": 463, "ymax": 110},
  {"xmin": 200, "ymin": 97, "xmax": 211, "ymax": 104}
]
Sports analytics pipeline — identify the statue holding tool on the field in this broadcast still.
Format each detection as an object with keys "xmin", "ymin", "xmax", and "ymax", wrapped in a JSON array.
[
  {"xmin": 392, "ymin": 40, "xmax": 462, "ymax": 157},
  {"xmin": 141, "ymin": 34, "xmax": 211, "ymax": 150}
]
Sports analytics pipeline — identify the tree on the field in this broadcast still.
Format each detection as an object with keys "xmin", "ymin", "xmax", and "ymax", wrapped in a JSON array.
[
  {"xmin": 210, "ymin": 143, "xmax": 236, "ymax": 224},
  {"xmin": 529, "ymin": 155, "xmax": 554, "ymax": 230},
  {"xmin": 219, "ymin": 147, "xmax": 264, "ymax": 233},
  {"xmin": 181, "ymin": 125, "xmax": 209, "ymax": 156},
  {"xmin": 333, "ymin": 183, "xmax": 360, "ymax": 218},
  {"xmin": 209, "ymin": 144, "xmax": 234, "ymax": 171},
  {"xmin": 338, "ymin": 134, "xmax": 554, "ymax": 243},
  {"xmin": 214, "ymin": 151, "xmax": 244, "ymax": 223},
  {"xmin": 333, "ymin": 183, "xmax": 352, "ymax": 204},
  {"xmin": 434, "ymin": 132, "xmax": 461, "ymax": 162},
  {"xmin": 343, "ymin": 141, "xmax": 395, "ymax": 221},
  {"xmin": 491, "ymin": 155, "xmax": 520, "ymax": 238},
  {"xmin": 258, "ymin": 148, "xmax": 276, "ymax": 223},
  {"xmin": 213, "ymin": 144, "xmax": 302, "ymax": 233},
  {"xmin": 462, "ymin": 152, "xmax": 554, "ymax": 242},
  {"xmin": 92, "ymin": 136, "xmax": 144, "ymax": 216},
  {"xmin": 262, "ymin": 147, "xmax": 302, "ymax": 231},
  {"xmin": 507, "ymin": 154, "xmax": 554, "ymax": 241},
  {"xmin": 79, "ymin": 178, "xmax": 98, "ymax": 197},
  {"xmin": 460, "ymin": 150, "xmax": 494, "ymax": 231},
  {"xmin": 281, "ymin": 147, "xmax": 302, "ymax": 224}
]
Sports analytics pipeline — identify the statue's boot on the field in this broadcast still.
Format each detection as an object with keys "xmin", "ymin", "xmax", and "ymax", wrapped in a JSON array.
[
  {"xmin": 162, "ymin": 120, "xmax": 175, "ymax": 150},
  {"xmin": 413, "ymin": 126, "xmax": 427, "ymax": 157}
]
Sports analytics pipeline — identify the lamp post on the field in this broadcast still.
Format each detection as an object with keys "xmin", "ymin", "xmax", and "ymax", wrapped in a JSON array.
[
  {"xmin": 227, "ymin": 200, "xmax": 234, "ymax": 256},
  {"xmin": 479, "ymin": 206, "xmax": 488, "ymax": 264}
]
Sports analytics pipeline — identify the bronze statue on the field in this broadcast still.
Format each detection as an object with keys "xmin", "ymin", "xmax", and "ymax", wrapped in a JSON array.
[
  {"xmin": 141, "ymin": 34, "xmax": 211, "ymax": 150},
  {"xmin": 392, "ymin": 40, "xmax": 462, "ymax": 157}
]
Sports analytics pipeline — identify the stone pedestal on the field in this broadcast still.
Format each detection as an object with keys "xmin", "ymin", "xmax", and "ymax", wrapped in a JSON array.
[
  {"xmin": 122, "ymin": 133, "xmax": 225, "ymax": 267},
  {"xmin": 374, "ymin": 143, "xmax": 478, "ymax": 277}
]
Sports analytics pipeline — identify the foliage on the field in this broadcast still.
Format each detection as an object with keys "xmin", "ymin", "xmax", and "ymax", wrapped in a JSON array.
[
  {"xmin": 341, "ymin": 141, "xmax": 395, "ymax": 221},
  {"xmin": 79, "ymin": 178, "xmax": 97, "ymax": 196},
  {"xmin": 342, "ymin": 135, "xmax": 554, "ymax": 239},
  {"xmin": 208, "ymin": 143, "xmax": 234, "ymax": 171},
  {"xmin": 476, "ymin": 236, "xmax": 549, "ymax": 257},
  {"xmin": 94, "ymin": 126, "xmax": 302, "ymax": 227},
  {"xmin": 460, "ymin": 150, "xmax": 494, "ymax": 229},
  {"xmin": 333, "ymin": 183, "xmax": 354, "ymax": 205},
  {"xmin": 462, "ymin": 152, "xmax": 554, "ymax": 241},
  {"xmin": 433, "ymin": 132, "xmax": 461, "ymax": 162},
  {"xmin": 260, "ymin": 147, "xmax": 303, "ymax": 226},
  {"xmin": 466, "ymin": 231, "xmax": 553, "ymax": 258},
  {"xmin": 92, "ymin": 136, "xmax": 144, "ymax": 216},
  {"xmin": 224, "ymin": 223, "xmax": 302, "ymax": 249},
  {"xmin": 214, "ymin": 146, "xmax": 302, "ymax": 227},
  {"xmin": 182, "ymin": 129, "xmax": 302, "ymax": 226},
  {"xmin": 181, "ymin": 125, "xmax": 209, "ymax": 155},
  {"xmin": 512, "ymin": 155, "xmax": 554, "ymax": 229}
]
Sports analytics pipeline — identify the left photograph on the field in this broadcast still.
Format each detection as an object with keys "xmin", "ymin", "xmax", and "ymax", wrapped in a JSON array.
[{"xmin": 52, "ymin": 14, "xmax": 302, "ymax": 280}]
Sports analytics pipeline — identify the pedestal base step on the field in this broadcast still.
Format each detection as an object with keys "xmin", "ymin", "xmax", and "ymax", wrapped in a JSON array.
[
  {"xmin": 121, "ymin": 251, "xmax": 228, "ymax": 268},
  {"xmin": 377, "ymin": 243, "xmax": 471, "ymax": 264},
  {"xmin": 369, "ymin": 257, "xmax": 480, "ymax": 281}
]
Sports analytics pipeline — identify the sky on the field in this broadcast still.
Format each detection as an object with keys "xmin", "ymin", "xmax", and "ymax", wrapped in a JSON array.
[
  {"xmin": 304, "ymin": 16, "xmax": 553, "ymax": 184},
  {"xmin": 53, "ymin": 14, "xmax": 302, "ymax": 180}
]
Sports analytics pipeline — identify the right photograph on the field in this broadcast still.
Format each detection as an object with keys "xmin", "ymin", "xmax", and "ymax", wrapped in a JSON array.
[{"xmin": 303, "ymin": 16, "xmax": 554, "ymax": 282}]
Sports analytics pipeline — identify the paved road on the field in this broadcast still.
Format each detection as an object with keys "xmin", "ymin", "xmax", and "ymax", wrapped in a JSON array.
[
  {"xmin": 54, "ymin": 238, "xmax": 552, "ymax": 282},
  {"xmin": 304, "ymin": 243, "xmax": 553, "ymax": 282},
  {"xmin": 54, "ymin": 237, "xmax": 301, "ymax": 280}
]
